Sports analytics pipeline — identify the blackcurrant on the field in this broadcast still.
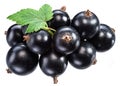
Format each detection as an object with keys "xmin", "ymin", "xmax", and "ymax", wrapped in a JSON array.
[
  {"xmin": 26, "ymin": 30, "xmax": 52, "ymax": 54},
  {"xmin": 90, "ymin": 24, "xmax": 115, "ymax": 52},
  {"xmin": 48, "ymin": 10, "xmax": 70, "ymax": 29},
  {"xmin": 39, "ymin": 49, "xmax": 68, "ymax": 78},
  {"xmin": 67, "ymin": 41, "xmax": 96, "ymax": 69},
  {"xmin": 71, "ymin": 10, "xmax": 100, "ymax": 39},
  {"xmin": 53, "ymin": 26, "xmax": 80, "ymax": 55},
  {"xmin": 21, "ymin": 25, "xmax": 28, "ymax": 34},
  {"xmin": 6, "ymin": 43, "xmax": 39, "ymax": 75},
  {"xmin": 6, "ymin": 24, "xmax": 24, "ymax": 47}
]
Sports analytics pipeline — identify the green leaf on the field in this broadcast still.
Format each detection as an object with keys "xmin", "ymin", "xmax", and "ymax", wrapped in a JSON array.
[
  {"xmin": 7, "ymin": 4, "xmax": 53, "ymax": 33},
  {"xmin": 7, "ymin": 8, "xmax": 41, "ymax": 25},
  {"xmin": 39, "ymin": 4, "xmax": 53, "ymax": 21},
  {"xmin": 26, "ymin": 22, "xmax": 47, "ymax": 33}
]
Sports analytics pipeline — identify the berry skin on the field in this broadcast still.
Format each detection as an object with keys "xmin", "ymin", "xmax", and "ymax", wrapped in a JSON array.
[
  {"xmin": 21, "ymin": 25, "xmax": 28, "ymax": 34},
  {"xmin": 6, "ymin": 24, "xmax": 24, "ymax": 47},
  {"xmin": 53, "ymin": 26, "xmax": 80, "ymax": 55},
  {"xmin": 67, "ymin": 41, "xmax": 96, "ymax": 69},
  {"xmin": 6, "ymin": 43, "xmax": 39, "ymax": 75},
  {"xmin": 48, "ymin": 10, "xmax": 70, "ymax": 29},
  {"xmin": 90, "ymin": 24, "xmax": 115, "ymax": 52},
  {"xmin": 71, "ymin": 10, "xmax": 100, "ymax": 39},
  {"xmin": 26, "ymin": 30, "xmax": 52, "ymax": 54},
  {"xmin": 39, "ymin": 49, "xmax": 68, "ymax": 77}
]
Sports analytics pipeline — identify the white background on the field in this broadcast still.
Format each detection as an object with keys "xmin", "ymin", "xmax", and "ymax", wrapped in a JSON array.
[{"xmin": 0, "ymin": 0, "xmax": 120, "ymax": 86}]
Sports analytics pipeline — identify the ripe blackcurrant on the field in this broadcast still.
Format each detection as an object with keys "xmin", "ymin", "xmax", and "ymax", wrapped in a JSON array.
[
  {"xmin": 39, "ymin": 49, "xmax": 68, "ymax": 83},
  {"xmin": 67, "ymin": 41, "xmax": 96, "ymax": 69},
  {"xmin": 6, "ymin": 24, "xmax": 24, "ymax": 47},
  {"xmin": 90, "ymin": 24, "xmax": 115, "ymax": 52},
  {"xmin": 48, "ymin": 10, "xmax": 70, "ymax": 29},
  {"xmin": 26, "ymin": 30, "xmax": 52, "ymax": 54},
  {"xmin": 6, "ymin": 43, "xmax": 39, "ymax": 75},
  {"xmin": 53, "ymin": 26, "xmax": 80, "ymax": 55},
  {"xmin": 71, "ymin": 10, "xmax": 100, "ymax": 39}
]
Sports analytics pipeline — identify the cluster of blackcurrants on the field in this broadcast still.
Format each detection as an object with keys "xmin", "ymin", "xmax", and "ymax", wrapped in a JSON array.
[{"xmin": 6, "ymin": 7, "xmax": 115, "ymax": 84}]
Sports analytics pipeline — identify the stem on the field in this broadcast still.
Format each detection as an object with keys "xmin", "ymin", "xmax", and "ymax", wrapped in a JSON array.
[
  {"xmin": 61, "ymin": 6, "xmax": 66, "ymax": 11},
  {"xmin": 6, "ymin": 68, "xmax": 12, "ymax": 74},
  {"xmin": 44, "ymin": 27, "xmax": 56, "ymax": 32},
  {"xmin": 92, "ymin": 58, "xmax": 97, "ymax": 65},
  {"xmin": 85, "ymin": 9, "xmax": 92, "ymax": 17},
  {"xmin": 44, "ymin": 27, "xmax": 56, "ymax": 36},
  {"xmin": 23, "ymin": 35, "xmax": 30, "ymax": 41},
  {"xmin": 49, "ymin": 27, "xmax": 56, "ymax": 32},
  {"xmin": 53, "ymin": 76, "xmax": 58, "ymax": 84},
  {"xmin": 4, "ymin": 31, "xmax": 7, "ymax": 35},
  {"xmin": 48, "ymin": 30, "xmax": 54, "ymax": 36},
  {"xmin": 111, "ymin": 28, "xmax": 115, "ymax": 33}
]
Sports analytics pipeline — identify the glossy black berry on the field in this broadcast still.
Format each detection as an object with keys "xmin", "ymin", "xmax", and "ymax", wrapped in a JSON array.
[
  {"xmin": 6, "ymin": 24, "xmax": 24, "ymax": 47},
  {"xmin": 22, "ymin": 25, "xmax": 28, "ymax": 34},
  {"xmin": 90, "ymin": 24, "xmax": 115, "ymax": 52},
  {"xmin": 71, "ymin": 10, "xmax": 100, "ymax": 39},
  {"xmin": 48, "ymin": 10, "xmax": 70, "ymax": 29},
  {"xmin": 39, "ymin": 49, "xmax": 68, "ymax": 77},
  {"xmin": 67, "ymin": 41, "xmax": 96, "ymax": 69},
  {"xmin": 53, "ymin": 26, "xmax": 80, "ymax": 55},
  {"xmin": 6, "ymin": 43, "xmax": 39, "ymax": 75},
  {"xmin": 26, "ymin": 30, "xmax": 52, "ymax": 54}
]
